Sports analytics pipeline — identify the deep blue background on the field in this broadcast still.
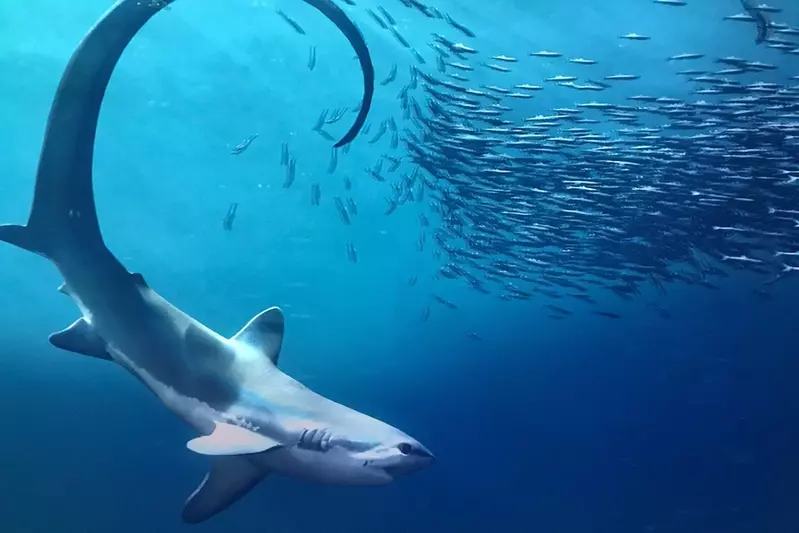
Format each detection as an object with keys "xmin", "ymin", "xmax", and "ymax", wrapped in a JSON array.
[{"xmin": 1, "ymin": 0, "xmax": 798, "ymax": 532}]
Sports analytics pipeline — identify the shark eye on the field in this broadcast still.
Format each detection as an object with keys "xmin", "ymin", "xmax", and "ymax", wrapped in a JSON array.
[{"xmin": 397, "ymin": 442, "xmax": 414, "ymax": 455}]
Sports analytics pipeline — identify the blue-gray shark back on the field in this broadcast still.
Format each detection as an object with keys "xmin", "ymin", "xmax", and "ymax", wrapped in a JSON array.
[{"xmin": 0, "ymin": 0, "xmax": 373, "ymax": 259}]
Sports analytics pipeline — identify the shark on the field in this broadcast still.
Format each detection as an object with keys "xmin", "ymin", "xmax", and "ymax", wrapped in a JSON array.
[{"xmin": 0, "ymin": 0, "xmax": 431, "ymax": 524}]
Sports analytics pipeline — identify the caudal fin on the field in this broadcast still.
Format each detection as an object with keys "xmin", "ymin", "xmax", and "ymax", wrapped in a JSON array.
[
  {"xmin": 2, "ymin": 0, "xmax": 371, "ymax": 264},
  {"xmin": 0, "ymin": 224, "xmax": 48, "ymax": 257},
  {"xmin": 0, "ymin": 0, "xmax": 173, "ymax": 260},
  {"xmin": 304, "ymin": 0, "xmax": 374, "ymax": 147}
]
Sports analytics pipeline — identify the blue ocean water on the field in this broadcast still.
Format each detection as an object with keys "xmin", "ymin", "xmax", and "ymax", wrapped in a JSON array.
[{"xmin": 1, "ymin": 0, "xmax": 799, "ymax": 532}]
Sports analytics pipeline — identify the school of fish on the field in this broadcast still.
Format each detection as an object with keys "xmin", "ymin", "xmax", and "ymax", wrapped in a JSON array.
[{"xmin": 228, "ymin": 0, "xmax": 798, "ymax": 329}]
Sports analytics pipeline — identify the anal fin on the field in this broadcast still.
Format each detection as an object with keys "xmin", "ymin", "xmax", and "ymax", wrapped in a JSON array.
[
  {"xmin": 182, "ymin": 456, "xmax": 267, "ymax": 524},
  {"xmin": 48, "ymin": 318, "xmax": 112, "ymax": 361}
]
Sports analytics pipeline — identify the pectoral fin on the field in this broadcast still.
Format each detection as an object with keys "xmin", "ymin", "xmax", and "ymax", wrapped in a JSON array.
[
  {"xmin": 182, "ymin": 456, "xmax": 267, "ymax": 524},
  {"xmin": 48, "ymin": 318, "xmax": 112, "ymax": 361},
  {"xmin": 187, "ymin": 421, "xmax": 282, "ymax": 456}
]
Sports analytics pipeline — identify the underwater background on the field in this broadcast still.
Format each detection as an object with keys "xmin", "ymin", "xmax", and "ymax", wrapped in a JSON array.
[{"xmin": 1, "ymin": 0, "xmax": 799, "ymax": 531}]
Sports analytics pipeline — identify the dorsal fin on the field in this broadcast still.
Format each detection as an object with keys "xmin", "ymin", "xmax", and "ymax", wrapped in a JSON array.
[
  {"xmin": 131, "ymin": 272, "xmax": 148, "ymax": 288},
  {"xmin": 231, "ymin": 307, "xmax": 285, "ymax": 365}
]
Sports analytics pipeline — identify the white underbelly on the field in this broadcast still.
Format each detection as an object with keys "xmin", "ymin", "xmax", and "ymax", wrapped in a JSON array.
[
  {"xmin": 107, "ymin": 344, "xmax": 218, "ymax": 433},
  {"xmin": 255, "ymin": 447, "xmax": 391, "ymax": 485}
]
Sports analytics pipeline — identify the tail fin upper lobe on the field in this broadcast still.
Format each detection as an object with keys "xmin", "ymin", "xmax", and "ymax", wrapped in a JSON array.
[
  {"xmin": 0, "ymin": 0, "xmax": 373, "ymax": 260},
  {"xmin": 0, "ymin": 0, "xmax": 174, "ymax": 257}
]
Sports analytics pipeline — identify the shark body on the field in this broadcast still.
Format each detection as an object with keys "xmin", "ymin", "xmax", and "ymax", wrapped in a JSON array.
[{"xmin": 0, "ymin": 0, "xmax": 430, "ymax": 524}]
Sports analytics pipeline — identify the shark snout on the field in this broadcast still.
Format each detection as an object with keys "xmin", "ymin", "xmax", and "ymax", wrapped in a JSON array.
[
  {"xmin": 380, "ymin": 440, "xmax": 434, "ymax": 479},
  {"xmin": 414, "ymin": 443, "xmax": 435, "ymax": 461}
]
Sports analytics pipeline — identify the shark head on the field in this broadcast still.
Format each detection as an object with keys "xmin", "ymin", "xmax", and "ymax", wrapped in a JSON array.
[
  {"xmin": 266, "ymin": 405, "xmax": 435, "ymax": 486},
  {"xmin": 291, "ymin": 393, "xmax": 435, "ymax": 485},
  {"xmin": 184, "ymin": 308, "xmax": 434, "ymax": 490},
  {"xmin": 347, "ymin": 429, "xmax": 435, "ymax": 483}
]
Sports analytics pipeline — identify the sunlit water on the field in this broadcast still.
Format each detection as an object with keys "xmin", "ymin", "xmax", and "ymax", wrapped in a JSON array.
[{"xmin": 1, "ymin": 1, "xmax": 798, "ymax": 532}]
